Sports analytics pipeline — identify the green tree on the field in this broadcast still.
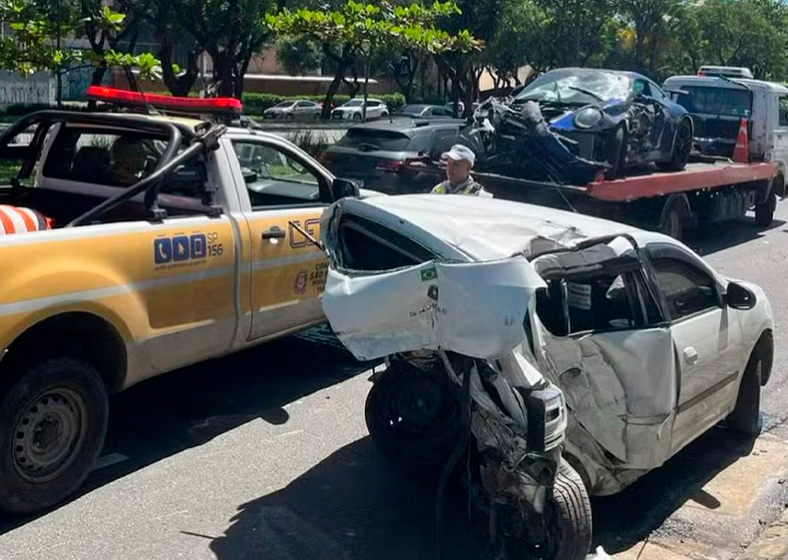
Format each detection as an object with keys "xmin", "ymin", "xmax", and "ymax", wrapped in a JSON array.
[
  {"xmin": 277, "ymin": 34, "xmax": 323, "ymax": 76},
  {"xmin": 268, "ymin": 0, "xmax": 481, "ymax": 117},
  {"xmin": 0, "ymin": 0, "xmax": 167, "ymax": 90}
]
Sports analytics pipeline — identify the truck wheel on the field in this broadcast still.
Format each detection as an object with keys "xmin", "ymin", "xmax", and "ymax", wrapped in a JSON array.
[
  {"xmin": 728, "ymin": 349, "xmax": 763, "ymax": 436},
  {"xmin": 657, "ymin": 119, "xmax": 692, "ymax": 172},
  {"xmin": 660, "ymin": 202, "xmax": 685, "ymax": 240},
  {"xmin": 514, "ymin": 459, "xmax": 593, "ymax": 560},
  {"xmin": 0, "ymin": 358, "xmax": 109, "ymax": 513},
  {"xmin": 755, "ymin": 190, "xmax": 776, "ymax": 228},
  {"xmin": 364, "ymin": 361, "xmax": 461, "ymax": 472}
]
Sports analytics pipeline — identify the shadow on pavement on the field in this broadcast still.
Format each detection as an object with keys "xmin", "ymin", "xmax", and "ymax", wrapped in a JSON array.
[
  {"xmin": 210, "ymin": 437, "xmax": 487, "ymax": 560},
  {"xmin": 684, "ymin": 218, "xmax": 786, "ymax": 256},
  {"xmin": 0, "ymin": 327, "xmax": 372, "ymax": 536},
  {"xmin": 592, "ymin": 425, "xmax": 757, "ymax": 553}
]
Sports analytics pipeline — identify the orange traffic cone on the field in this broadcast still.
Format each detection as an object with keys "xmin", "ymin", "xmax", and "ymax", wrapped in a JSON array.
[{"xmin": 732, "ymin": 118, "xmax": 749, "ymax": 164}]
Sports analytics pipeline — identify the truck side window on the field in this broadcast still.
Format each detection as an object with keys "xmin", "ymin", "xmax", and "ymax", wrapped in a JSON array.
[
  {"xmin": 232, "ymin": 141, "xmax": 323, "ymax": 207},
  {"xmin": 779, "ymin": 96, "xmax": 788, "ymax": 126}
]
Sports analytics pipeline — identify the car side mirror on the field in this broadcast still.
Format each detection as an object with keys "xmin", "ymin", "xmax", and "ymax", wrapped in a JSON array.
[
  {"xmin": 331, "ymin": 177, "xmax": 361, "ymax": 201},
  {"xmin": 725, "ymin": 282, "xmax": 756, "ymax": 310},
  {"xmin": 241, "ymin": 167, "xmax": 258, "ymax": 184}
]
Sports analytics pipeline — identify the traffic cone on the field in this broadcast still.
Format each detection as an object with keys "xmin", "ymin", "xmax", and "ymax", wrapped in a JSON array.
[{"xmin": 732, "ymin": 118, "xmax": 749, "ymax": 164}]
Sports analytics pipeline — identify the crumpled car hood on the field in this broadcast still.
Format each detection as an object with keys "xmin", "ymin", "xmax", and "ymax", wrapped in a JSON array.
[{"xmin": 322, "ymin": 258, "xmax": 546, "ymax": 361}]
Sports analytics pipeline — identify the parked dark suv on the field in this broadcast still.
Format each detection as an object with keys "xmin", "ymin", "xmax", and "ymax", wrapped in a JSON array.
[{"xmin": 320, "ymin": 118, "xmax": 466, "ymax": 193}]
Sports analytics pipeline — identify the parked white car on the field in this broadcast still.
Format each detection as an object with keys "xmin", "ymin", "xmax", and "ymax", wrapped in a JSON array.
[
  {"xmin": 263, "ymin": 99, "xmax": 322, "ymax": 121},
  {"xmin": 331, "ymin": 98, "xmax": 389, "ymax": 121},
  {"xmin": 321, "ymin": 195, "xmax": 774, "ymax": 501}
]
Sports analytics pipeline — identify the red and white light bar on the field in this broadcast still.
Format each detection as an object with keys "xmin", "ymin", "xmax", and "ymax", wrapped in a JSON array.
[{"xmin": 86, "ymin": 86, "xmax": 242, "ymax": 115}]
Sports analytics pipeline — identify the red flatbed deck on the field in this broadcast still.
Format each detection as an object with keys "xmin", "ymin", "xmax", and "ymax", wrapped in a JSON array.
[{"xmin": 582, "ymin": 162, "xmax": 777, "ymax": 202}]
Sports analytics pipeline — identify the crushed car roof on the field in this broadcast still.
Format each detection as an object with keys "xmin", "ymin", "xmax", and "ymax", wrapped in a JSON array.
[{"xmin": 335, "ymin": 194, "xmax": 643, "ymax": 261}]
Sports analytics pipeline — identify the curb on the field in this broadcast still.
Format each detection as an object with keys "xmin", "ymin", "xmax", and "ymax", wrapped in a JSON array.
[{"xmin": 736, "ymin": 506, "xmax": 788, "ymax": 560}]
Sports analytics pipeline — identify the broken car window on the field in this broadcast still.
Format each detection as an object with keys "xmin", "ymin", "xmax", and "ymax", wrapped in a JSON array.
[{"xmin": 650, "ymin": 257, "xmax": 719, "ymax": 320}]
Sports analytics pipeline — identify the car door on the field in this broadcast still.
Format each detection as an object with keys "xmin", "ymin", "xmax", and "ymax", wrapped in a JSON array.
[
  {"xmin": 645, "ymin": 243, "xmax": 744, "ymax": 453},
  {"xmin": 771, "ymin": 93, "xmax": 788, "ymax": 178},
  {"xmin": 33, "ymin": 124, "xmax": 238, "ymax": 377},
  {"xmin": 226, "ymin": 134, "xmax": 331, "ymax": 341}
]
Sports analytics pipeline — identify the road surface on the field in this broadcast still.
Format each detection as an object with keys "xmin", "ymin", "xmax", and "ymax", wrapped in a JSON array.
[{"xmin": 1, "ymin": 208, "xmax": 788, "ymax": 560}]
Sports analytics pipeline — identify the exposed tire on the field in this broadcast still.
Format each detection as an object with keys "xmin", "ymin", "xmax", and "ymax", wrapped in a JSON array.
[
  {"xmin": 657, "ymin": 119, "xmax": 692, "ymax": 172},
  {"xmin": 605, "ymin": 124, "xmax": 627, "ymax": 179},
  {"xmin": 364, "ymin": 359, "xmax": 461, "ymax": 472},
  {"xmin": 755, "ymin": 189, "xmax": 777, "ymax": 228},
  {"xmin": 514, "ymin": 459, "xmax": 593, "ymax": 560},
  {"xmin": 285, "ymin": 114, "xmax": 295, "ymax": 121},
  {"xmin": 0, "ymin": 358, "xmax": 108, "ymax": 514},
  {"xmin": 660, "ymin": 200, "xmax": 686, "ymax": 240},
  {"xmin": 353, "ymin": 113, "xmax": 362, "ymax": 121},
  {"xmin": 728, "ymin": 350, "xmax": 763, "ymax": 436}
]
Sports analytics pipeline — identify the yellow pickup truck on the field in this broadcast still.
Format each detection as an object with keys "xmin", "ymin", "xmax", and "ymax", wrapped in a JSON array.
[{"xmin": 0, "ymin": 89, "xmax": 358, "ymax": 513}]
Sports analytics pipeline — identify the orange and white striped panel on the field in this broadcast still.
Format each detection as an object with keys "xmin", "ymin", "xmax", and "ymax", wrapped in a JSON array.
[{"xmin": 0, "ymin": 206, "xmax": 52, "ymax": 234}]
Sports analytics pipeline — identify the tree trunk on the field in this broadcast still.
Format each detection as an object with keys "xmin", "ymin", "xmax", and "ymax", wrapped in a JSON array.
[
  {"xmin": 323, "ymin": 72, "xmax": 345, "ymax": 119},
  {"xmin": 213, "ymin": 53, "xmax": 237, "ymax": 97}
]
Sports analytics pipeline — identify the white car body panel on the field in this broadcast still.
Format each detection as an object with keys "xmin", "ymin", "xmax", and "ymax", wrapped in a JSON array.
[{"xmin": 321, "ymin": 194, "xmax": 775, "ymax": 495}]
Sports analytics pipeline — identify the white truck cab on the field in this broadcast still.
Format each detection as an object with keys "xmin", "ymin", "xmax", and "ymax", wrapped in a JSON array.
[{"xmin": 664, "ymin": 71, "xmax": 788, "ymax": 197}]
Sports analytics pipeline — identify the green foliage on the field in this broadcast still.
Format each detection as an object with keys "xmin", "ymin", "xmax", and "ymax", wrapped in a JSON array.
[
  {"xmin": 287, "ymin": 129, "xmax": 331, "ymax": 158},
  {"xmin": 277, "ymin": 35, "xmax": 323, "ymax": 76},
  {"xmin": 0, "ymin": 0, "xmax": 168, "ymax": 79}
]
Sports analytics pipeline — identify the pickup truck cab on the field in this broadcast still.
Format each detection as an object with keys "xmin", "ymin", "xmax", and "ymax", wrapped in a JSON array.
[{"xmin": 0, "ymin": 89, "xmax": 357, "ymax": 513}]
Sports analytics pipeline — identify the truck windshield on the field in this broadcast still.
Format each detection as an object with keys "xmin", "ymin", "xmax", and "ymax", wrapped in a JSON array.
[{"xmin": 674, "ymin": 86, "xmax": 752, "ymax": 117}]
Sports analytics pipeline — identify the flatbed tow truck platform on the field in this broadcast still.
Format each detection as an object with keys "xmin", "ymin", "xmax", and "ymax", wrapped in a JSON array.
[{"xmin": 401, "ymin": 157, "xmax": 780, "ymax": 240}]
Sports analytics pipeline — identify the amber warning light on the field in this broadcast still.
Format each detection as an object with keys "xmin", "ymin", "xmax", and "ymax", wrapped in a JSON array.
[{"xmin": 86, "ymin": 86, "xmax": 242, "ymax": 115}]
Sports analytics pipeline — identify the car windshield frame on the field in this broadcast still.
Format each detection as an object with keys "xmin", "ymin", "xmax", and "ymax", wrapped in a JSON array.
[
  {"xmin": 517, "ymin": 70, "xmax": 633, "ymax": 105},
  {"xmin": 344, "ymin": 100, "xmax": 364, "ymax": 108},
  {"xmin": 272, "ymin": 101, "xmax": 296, "ymax": 109}
]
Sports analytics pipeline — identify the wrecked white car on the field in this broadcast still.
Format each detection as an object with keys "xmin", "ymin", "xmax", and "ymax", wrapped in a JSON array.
[{"xmin": 320, "ymin": 195, "xmax": 774, "ymax": 558}]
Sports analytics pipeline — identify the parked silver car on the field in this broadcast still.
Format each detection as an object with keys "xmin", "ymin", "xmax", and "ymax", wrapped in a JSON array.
[{"xmin": 263, "ymin": 99, "xmax": 322, "ymax": 121}]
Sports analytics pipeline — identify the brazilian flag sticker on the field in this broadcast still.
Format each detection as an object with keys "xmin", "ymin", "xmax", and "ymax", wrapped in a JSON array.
[{"xmin": 421, "ymin": 267, "xmax": 437, "ymax": 282}]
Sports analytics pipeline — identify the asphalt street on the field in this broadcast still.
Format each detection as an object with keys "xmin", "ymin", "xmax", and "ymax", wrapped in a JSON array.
[{"xmin": 1, "ymin": 206, "xmax": 788, "ymax": 560}]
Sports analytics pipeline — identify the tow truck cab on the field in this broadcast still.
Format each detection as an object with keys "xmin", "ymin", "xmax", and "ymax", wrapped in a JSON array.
[{"xmin": 664, "ymin": 70, "xmax": 788, "ymax": 198}]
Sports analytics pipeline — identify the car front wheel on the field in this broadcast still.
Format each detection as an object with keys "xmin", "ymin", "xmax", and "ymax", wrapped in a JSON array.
[
  {"xmin": 729, "ymin": 349, "xmax": 763, "ymax": 436},
  {"xmin": 0, "ymin": 358, "xmax": 109, "ymax": 513}
]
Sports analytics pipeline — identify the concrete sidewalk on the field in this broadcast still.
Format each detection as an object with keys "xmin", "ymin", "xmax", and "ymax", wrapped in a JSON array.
[{"xmin": 737, "ymin": 506, "xmax": 788, "ymax": 560}]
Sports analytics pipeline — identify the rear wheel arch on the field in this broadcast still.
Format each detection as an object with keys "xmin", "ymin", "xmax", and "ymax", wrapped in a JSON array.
[{"xmin": 1, "ymin": 311, "xmax": 128, "ymax": 395}]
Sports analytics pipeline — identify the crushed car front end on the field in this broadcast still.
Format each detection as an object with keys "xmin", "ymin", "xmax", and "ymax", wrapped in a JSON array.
[{"xmin": 319, "ymin": 196, "xmax": 592, "ymax": 560}]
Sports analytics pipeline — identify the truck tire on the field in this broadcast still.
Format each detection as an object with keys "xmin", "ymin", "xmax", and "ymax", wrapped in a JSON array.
[
  {"xmin": 728, "ymin": 348, "xmax": 763, "ymax": 436},
  {"xmin": 755, "ymin": 190, "xmax": 776, "ymax": 228},
  {"xmin": 657, "ymin": 119, "xmax": 692, "ymax": 172},
  {"xmin": 0, "ymin": 358, "xmax": 109, "ymax": 513},
  {"xmin": 364, "ymin": 361, "xmax": 461, "ymax": 472},
  {"xmin": 514, "ymin": 459, "xmax": 593, "ymax": 560},
  {"xmin": 660, "ymin": 201, "xmax": 685, "ymax": 240}
]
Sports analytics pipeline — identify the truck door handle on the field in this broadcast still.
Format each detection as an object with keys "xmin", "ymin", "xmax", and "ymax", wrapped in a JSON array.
[
  {"xmin": 261, "ymin": 227, "xmax": 286, "ymax": 240},
  {"xmin": 683, "ymin": 347, "xmax": 699, "ymax": 365}
]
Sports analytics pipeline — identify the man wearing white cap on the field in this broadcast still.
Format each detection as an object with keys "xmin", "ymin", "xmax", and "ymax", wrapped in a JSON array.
[{"xmin": 431, "ymin": 144, "xmax": 491, "ymax": 197}]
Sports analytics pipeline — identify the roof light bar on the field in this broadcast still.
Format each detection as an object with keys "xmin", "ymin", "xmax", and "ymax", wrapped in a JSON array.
[{"xmin": 86, "ymin": 86, "xmax": 242, "ymax": 115}]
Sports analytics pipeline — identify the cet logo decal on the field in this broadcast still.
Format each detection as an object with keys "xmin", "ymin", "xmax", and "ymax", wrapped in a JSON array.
[{"xmin": 294, "ymin": 269, "xmax": 308, "ymax": 295}]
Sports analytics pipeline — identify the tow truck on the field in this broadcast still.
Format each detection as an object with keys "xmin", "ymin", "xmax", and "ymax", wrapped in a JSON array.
[
  {"xmin": 400, "ymin": 68, "xmax": 786, "ymax": 240},
  {"xmin": 402, "ymin": 155, "xmax": 778, "ymax": 241},
  {"xmin": 0, "ymin": 86, "xmax": 362, "ymax": 513}
]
